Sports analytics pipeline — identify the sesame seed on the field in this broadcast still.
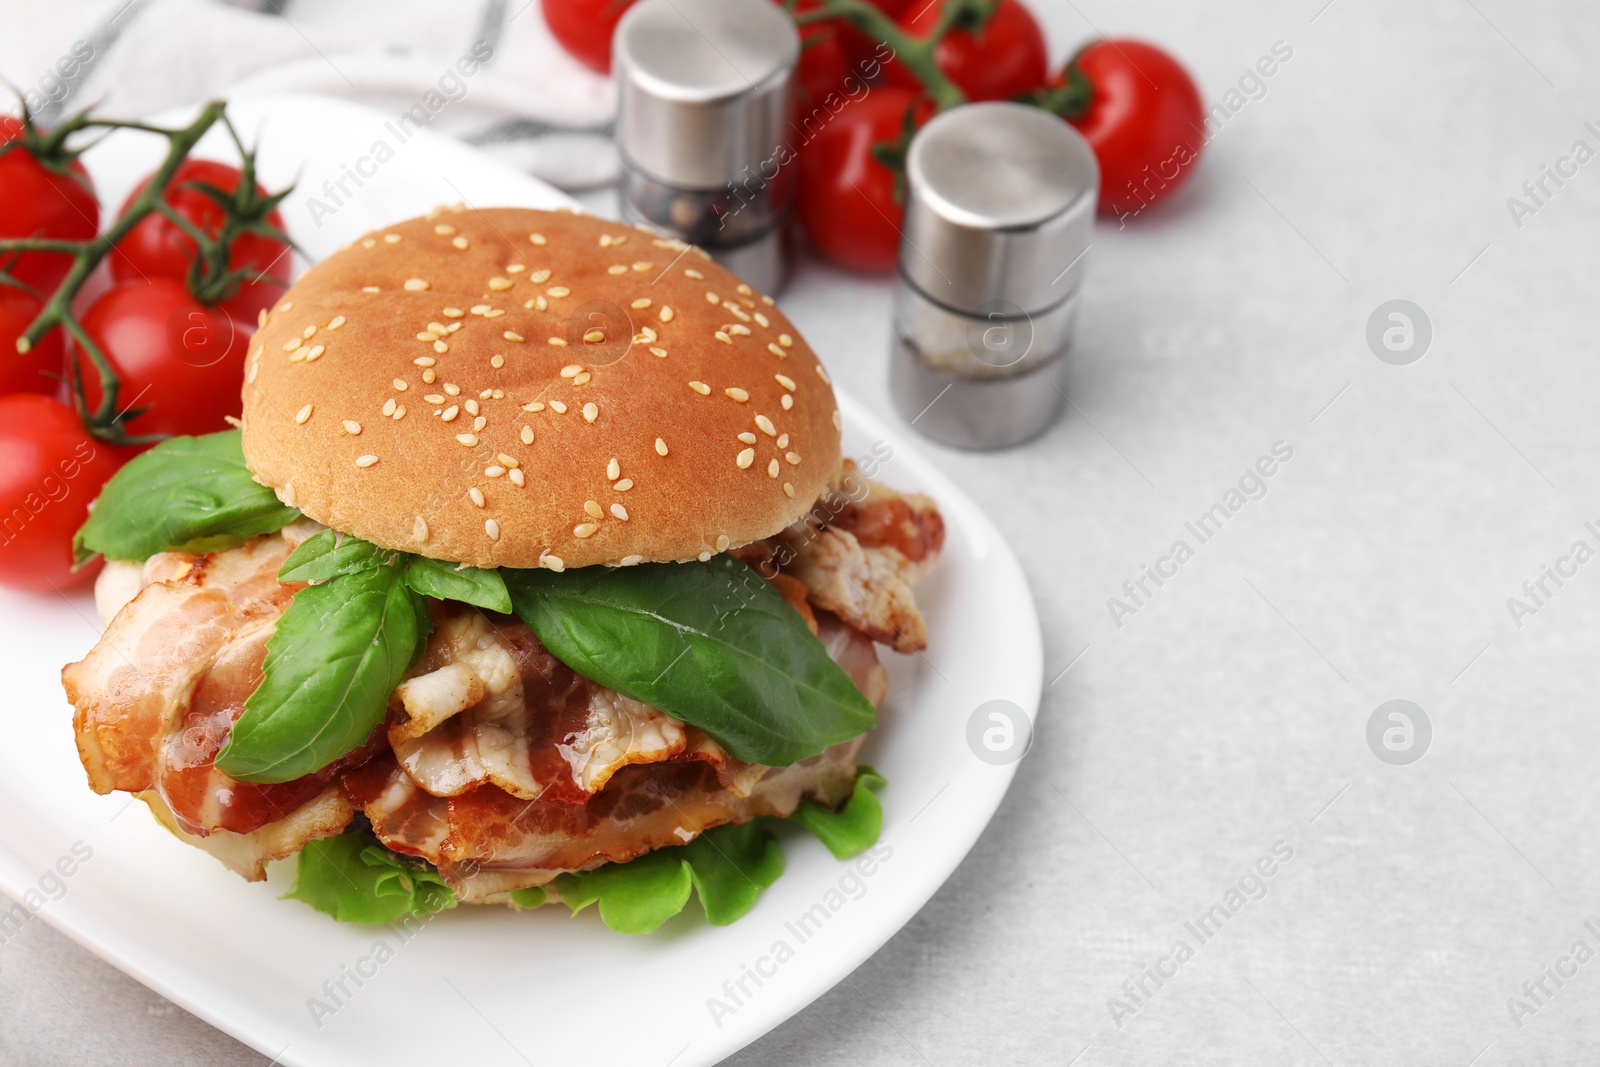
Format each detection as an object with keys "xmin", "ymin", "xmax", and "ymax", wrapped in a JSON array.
[
  {"xmin": 306, "ymin": 345, "xmax": 325, "ymax": 361},
  {"xmin": 689, "ymin": 381, "xmax": 710, "ymax": 395},
  {"xmin": 504, "ymin": 331, "xmax": 524, "ymax": 343},
  {"xmin": 456, "ymin": 433, "xmax": 478, "ymax": 446},
  {"xmin": 290, "ymin": 346, "xmax": 310, "ymax": 362},
  {"xmin": 621, "ymin": 554, "xmax": 643, "ymax": 566},
  {"xmin": 393, "ymin": 406, "xmax": 406, "ymax": 420},
  {"xmin": 736, "ymin": 448, "xmax": 755, "ymax": 469},
  {"xmin": 780, "ymin": 334, "xmax": 794, "ymax": 348},
  {"xmin": 699, "ymin": 550, "xmax": 712, "ymax": 562},
  {"xmin": 636, "ymin": 326, "xmax": 658, "ymax": 344},
  {"xmin": 730, "ymin": 309, "xmax": 753, "ymax": 325},
  {"xmin": 706, "ymin": 292, "xmax": 720, "ymax": 304},
  {"xmin": 282, "ymin": 338, "xmax": 301, "ymax": 352},
  {"xmin": 530, "ymin": 269, "xmax": 552, "ymax": 283},
  {"xmin": 473, "ymin": 416, "xmax": 487, "ymax": 431},
  {"xmin": 530, "ymin": 233, "xmax": 547, "ymax": 245},
  {"xmin": 303, "ymin": 325, "xmax": 317, "ymax": 339},
  {"xmin": 414, "ymin": 357, "xmax": 436, "ymax": 367},
  {"xmin": 584, "ymin": 500, "xmax": 603, "ymax": 519},
  {"xmin": 356, "ymin": 454, "xmax": 379, "ymax": 468},
  {"xmin": 611, "ymin": 503, "xmax": 630, "ymax": 521},
  {"xmin": 536, "ymin": 296, "xmax": 548, "ymax": 311},
  {"xmin": 550, "ymin": 400, "xmax": 568, "ymax": 414},
  {"xmin": 435, "ymin": 223, "xmax": 456, "ymax": 235},
  {"xmin": 509, "ymin": 469, "xmax": 525, "ymax": 487},
  {"xmin": 777, "ymin": 433, "xmax": 789, "ymax": 448},
  {"xmin": 469, "ymin": 488, "xmax": 485, "ymax": 507},
  {"xmin": 736, "ymin": 283, "xmax": 752, "ymax": 296},
  {"xmin": 491, "ymin": 354, "xmax": 505, "ymax": 369},
  {"xmin": 343, "ymin": 420, "xmax": 362, "ymax": 435},
  {"xmin": 393, "ymin": 379, "xmax": 408, "ymax": 391},
  {"xmin": 560, "ymin": 365, "xmax": 583, "ymax": 378},
  {"xmin": 295, "ymin": 404, "xmax": 313, "ymax": 424},
  {"xmin": 434, "ymin": 340, "xmax": 449, "ymax": 354},
  {"xmin": 418, "ymin": 332, "xmax": 439, "ymax": 342},
  {"xmin": 497, "ymin": 453, "xmax": 519, "ymax": 468},
  {"xmin": 763, "ymin": 295, "xmax": 775, "ymax": 305},
  {"xmin": 549, "ymin": 337, "xmax": 568, "ymax": 346},
  {"xmin": 489, "ymin": 277, "xmax": 512, "ymax": 290},
  {"xmin": 767, "ymin": 459, "xmax": 779, "ymax": 478},
  {"xmin": 443, "ymin": 307, "xmax": 464, "ymax": 318},
  {"xmin": 655, "ymin": 438, "xmax": 668, "ymax": 456},
  {"xmin": 775, "ymin": 374, "xmax": 796, "ymax": 390},
  {"xmin": 444, "ymin": 383, "xmax": 461, "ymax": 396},
  {"xmin": 414, "ymin": 516, "xmax": 429, "ymax": 540},
  {"xmin": 446, "ymin": 322, "xmax": 462, "ymax": 333},
  {"xmin": 523, "ymin": 401, "xmax": 545, "ymax": 412},
  {"xmin": 442, "ymin": 406, "xmax": 460, "ymax": 421},
  {"xmin": 574, "ymin": 523, "xmax": 598, "ymax": 539},
  {"xmin": 685, "ymin": 268, "xmax": 704, "ymax": 279},
  {"xmin": 615, "ymin": 478, "xmax": 634, "ymax": 491},
  {"xmin": 485, "ymin": 466, "xmax": 505, "ymax": 478},
  {"xmin": 329, "ymin": 316, "xmax": 346, "ymax": 330},
  {"xmin": 404, "ymin": 278, "xmax": 429, "ymax": 291},
  {"xmin": 715, "ymin": 331, "xmax": 733, "ymax": 345},
  {"xmin": 363, "ymin": 286, "xmax": 380, "ymax": 293},
  {"xmin": 632, "ymin": 298, "xmax": 651, "ymax": 309},
  {"xmin": 726, "ymin": 387, "xmax": 749, "ymax": 402},
  {"xmin": 573, "ymin": 372, "xmax": 592, "ymax": 386},
  {"xmin": 543, "ymin": 553, "xmax": 565, "ymax": 571},
  {"xmin": 520, "ymin": 425, "xmax": 535, "ymax": 444},
  {"xmin": 423, "ymin": 368, "xmax": 437, "ymax": 383},
  {"xmin": 382, "ymin": 399, "xmax": 396, "ymax": 417},
  {"xmin": 548, "ymin": 286, "xmax": 570, "ymax": 298},
  {"xmin": 754, "ymin": 312, "xmax": 769, "ymax": 328},
  {"xmin": 650, "ymin": 347, "xmax": 667, "ymax": 358},
  {"xmin": 607, "ymin": 265, "xmax": 628, "ymax": 276},
  {"xmin": 816, "ymin": 365, "xmax": 831, "ymax": 383},
  {"xmin": 715, "ymin": 534, "xmax": 730, "ymax": 553},
  {"xmin": 485, "ymin": 519, "xmax": 500, "ymax": 541},
  {"xmin": 471, "ymin": 304, "xmax": 490, "ymax": 315},
  {"xmin": 425, "ymin": 394, "xmax": 445, "ymax": 404},
  {"xmin": 508, "ymin": 264, "xmax": 526, "ymax": 274},
  {"xmin": 362, "ymin": 238, "xmax": 376, "ymax": 249},
  {"xmin": 465, "ymin": 399, "xmax": 480, "ymax": 415},
  {"xmin": 583, "ymin": 402, "xmax": 598, "ymax": 422},
  {"xmin": 755, "ymin": 414, "xmax": 776, "ymax": 435},
  {"xmin": 783, "ymin": 482, "xmax": 795, "ymax": 498},
  {"xmin": 832, "ymin": 409, "xmax": 842, "ymax": 430},
  {"xmin": 786, "ymin": 451, "xmax": 801, "ymax": 464},
  {"xmin": 659, "ymin": 306, "xmax": 674, "ymax": 323},
  {"xmin": 452, "ymin": 236, "xmax": 469, "ymax": 249},
  {"xmin": 731, "ymin": 325, "xmax": 752, "ymax": 337},
  {"xmin": 583, "ymin": 329, "xmax": 605, "ymax": 343},
  {"xmin": 768, "ymin": 343, "xmax": 785, "ymax": 357}
]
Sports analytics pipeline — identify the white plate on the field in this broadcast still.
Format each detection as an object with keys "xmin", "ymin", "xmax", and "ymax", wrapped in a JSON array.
[{"xmin": 0, "ymin": 93, "xmax": 1042, "ymax": 1067}]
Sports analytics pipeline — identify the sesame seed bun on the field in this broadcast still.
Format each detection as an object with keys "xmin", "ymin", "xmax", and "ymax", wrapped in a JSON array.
[{"xmin": 240, "ymin": 206, "xmax": 842, "ymax": 571}]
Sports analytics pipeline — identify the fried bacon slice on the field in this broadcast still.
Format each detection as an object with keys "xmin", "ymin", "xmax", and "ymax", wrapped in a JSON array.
[{"xmin": 60, "ymin": 476, "xmax": 939, "ymax": 895}]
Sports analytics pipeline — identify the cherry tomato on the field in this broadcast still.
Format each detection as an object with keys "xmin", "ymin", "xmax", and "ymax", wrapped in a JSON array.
[
  {"xmin": 0, "ymin": 117, "xmax": 98, "ymax": 295},
  {"xmin": 0, "ymin": 286, "xmax": 65, "ymax": 398},
  {"xmin": 78, "ymin": 279, "xmax": 252, "ymax": 443},
  {"xmin": 542, "ymin": 0, "xmax": 639, "ymax": 74},
  {"xmin": 890, "ymin": 0, "xmax": 1049, "ymax": 102},
  {"xmin": 797, "ymin": 88, "xmax": 929, "ymax": 273},
  {"xmin": 786, "ymin": 1, "xmax": 854, "ymax": 108},
  {"xmin": 1064, "ymin": 40, "xmax": 1205, "ymax": 215},
  {"xmin": 109, "ymin": 159, "xmax": 289, "ymax": 318},
  {"xmin": 0, "ymin": 394, "xmax": 122, "ymax": 593}
]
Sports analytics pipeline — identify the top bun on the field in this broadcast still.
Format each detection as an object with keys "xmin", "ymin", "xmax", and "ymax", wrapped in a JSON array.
[{"xmin": 241, "ymin": 206, "xmax": 842, "ymax": 570}]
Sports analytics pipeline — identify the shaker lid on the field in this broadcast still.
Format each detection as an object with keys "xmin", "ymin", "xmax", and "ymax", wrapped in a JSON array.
[
  {"xmin": 902, "ymin": 103, "xmax": 1099, "ymax": 315},
  {"xmin": 614, "ymin": 0, "xmax": 798, "ymax": 191}
]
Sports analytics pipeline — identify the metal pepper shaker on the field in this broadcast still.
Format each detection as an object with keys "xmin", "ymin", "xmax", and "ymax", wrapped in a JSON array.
[
  {"xmin": 613, "ymin": 0, "xmax": 798, "ymax": 294},
  {"xmin": 889, "ymin": 102, "xmax": 1099, "ymax": 449}
]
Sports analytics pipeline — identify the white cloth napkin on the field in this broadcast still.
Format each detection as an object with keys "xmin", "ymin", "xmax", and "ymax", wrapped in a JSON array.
[{"xmin": 32, "ymin": 0, "xmax": 621, "ymax": 190}]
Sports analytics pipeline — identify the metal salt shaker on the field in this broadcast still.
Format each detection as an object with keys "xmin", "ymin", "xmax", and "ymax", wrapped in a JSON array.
[
  {"xmin": 889, "ymin": 103, "xmax": 1099, "ymax": 449},
  {"xmin": 613, "ymin": 0, "xmax": 798, "ymax": 295}
]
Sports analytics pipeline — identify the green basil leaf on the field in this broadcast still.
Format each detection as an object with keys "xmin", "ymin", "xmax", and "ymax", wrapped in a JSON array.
[
  {"xmin": 73, "ymin": 430, "xmax": 299, "ymax": 563},
  {"xmin": 405, "ymin": 556, "xmax": 512, "ymax": 614},
  {"xmin": 284, "ymin": 833, "xmax": 455, "ymax": 923},
  {"xmin": 553, "ymin": 848, "xmax": 693, "ymax": 935},
  {"xmin": 216, "ymin": 558, "xmax": 424, "ymax": 783},
  {"xmin": 682, "ymin": 820, "xmax": 785, "ymax": 925},
  {"xmin": 504, "ymin": 557, "xmax": 876, "ymax": 766},
  {"xmin": 277, "ymin": 529, "xmax": 390, "ymax": 583},
  {"xmin": 790, "ymin": 766, "xmax": 886, "ymax": 859}
]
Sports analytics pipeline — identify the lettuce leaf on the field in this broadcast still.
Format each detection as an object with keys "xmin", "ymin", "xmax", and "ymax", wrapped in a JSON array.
[{"xmin": 285, "ymin": 769, "xmax": 884, "ymax": 931}]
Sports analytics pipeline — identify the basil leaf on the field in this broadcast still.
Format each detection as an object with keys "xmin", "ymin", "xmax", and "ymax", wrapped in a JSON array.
[
  {"xmin": 216, "ymin": 558, "xmax": 425, "ymax": 783},
  {"xmin": 73, "ymin": 430, "xmax": 299, "ymax": 563},
  {"xmin": 284, "ymin": 833, "xmax": 455, "ymax": 923},
  {"xmin": 278, "ymin": 529, "xmax": 390, "ymax": 583},
  {"xmin": 405, "ymin": 556, "xmax": 512, "ymax": 614},
  {"xmin": 505, "ymin": 557, "xmax": 876, "ymax": 766},
  {"xmin": 790, "ymin": 766, "xmax": 886, "ymax": 859}
]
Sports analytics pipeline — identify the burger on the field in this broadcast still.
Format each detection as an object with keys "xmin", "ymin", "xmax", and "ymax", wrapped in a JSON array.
[{"xmin": 61, "ymin": 205, "xmax": 944, "ymax": 932}]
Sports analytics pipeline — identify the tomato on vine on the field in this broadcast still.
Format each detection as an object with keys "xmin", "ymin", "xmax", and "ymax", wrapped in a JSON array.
[
  {"xmin": 541, "ymin": 0, "xmax": 639, "ymax": 74},
  {"xmin": 0, "ymin": 394, "xmax": 123, "ymax": 592},
  {"xmin": 889, "ymin": 0, "xmax": 1049, "ymax": 102},
  {"xmin": 0, "ymin": 116, "xmax": 98, "ymax": 294},
  {"xmin": 0, "ymin": 286, "xmax": 65, "ymax": 398}
]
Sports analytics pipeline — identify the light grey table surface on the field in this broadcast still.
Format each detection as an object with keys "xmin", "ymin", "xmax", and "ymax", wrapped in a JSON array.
[{"xmin": 6, "ymin": 1, "xmax": 1600, "ymax": 1065}]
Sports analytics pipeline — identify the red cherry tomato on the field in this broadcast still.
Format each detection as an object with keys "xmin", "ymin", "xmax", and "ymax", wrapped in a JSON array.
[
  {"xmin": 797, "ymin": 88, "xmax": 930, "ymax": 273},
  {"xmin": 1064, "ymin": 40, "xmax": 1205, "ymax": 215},
  {"xmin": 0, "ymin": 117, "xmax": 98, "ymax": 295},
  {"xmin": 785, "ymin": 0, "xmax": 854, "ymax": 108},
  {"xmin": 109, "ymin": 159, "xmax": 289, "ymax": 319},
  {"xmin": 542, "ymin": 0, "xmax": 639, "ymax": 74},
  {"xmin": 0, "ymin": 394, "xmax": 122, "ymax": 593},
  {"xmin": 78, "ymin": 279, "xmax": 252, "ymax": 443},
  {"xmin": 0, "ymin": 286, "xmax": 65, "ymax": 397},
  {"xmin": 891, "ymin": 0, "xmax": 1049, "ymax": 102}
]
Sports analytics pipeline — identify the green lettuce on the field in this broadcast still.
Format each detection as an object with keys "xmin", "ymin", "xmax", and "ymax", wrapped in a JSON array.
[{"xmin": 285, "ymin": 768, "xmax": 884, "ymax": 932}]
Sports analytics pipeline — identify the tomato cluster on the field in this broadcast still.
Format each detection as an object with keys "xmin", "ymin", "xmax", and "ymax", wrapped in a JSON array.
[
  {"xmin": 0, "ymin": 123, "xmax": 287, "ymax": 593},
  {"xmin": 543, "ymin": 0, "xmax": 1204, "ymax": 272}
]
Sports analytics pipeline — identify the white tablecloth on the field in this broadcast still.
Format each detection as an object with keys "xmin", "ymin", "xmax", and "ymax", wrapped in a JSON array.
[{"xmin": 5, "ymin": 1, "xmax": 1600, "ymax": 1064}]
